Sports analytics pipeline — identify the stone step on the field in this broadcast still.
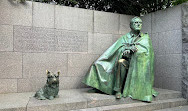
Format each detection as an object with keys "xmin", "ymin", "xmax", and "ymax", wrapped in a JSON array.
[
  {"xmin": 154, "ymin": 105, "xmax": 188, "ymax": 111},
  {"xmin": 72, "ymin": 98, "xmax": 187, "ymax": 111},
  {"xmin": 0, "ymin": 88, "xmax": 184, "ymax": 111}
]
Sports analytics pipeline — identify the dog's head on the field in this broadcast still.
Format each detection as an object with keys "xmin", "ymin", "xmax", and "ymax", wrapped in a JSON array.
[{"xmin": 46, "ymin": 70, "xmax": 60, "ymax": 88}]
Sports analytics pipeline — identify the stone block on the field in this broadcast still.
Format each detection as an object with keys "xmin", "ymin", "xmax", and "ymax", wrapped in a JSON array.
[
  {"xmin": 0, "ymin": 0, "xmax": 32, "ymax": 26},
  {"xmin": 33, "ymin": 2, "xmax": 55, "ymax": 28},
  {"xmin": 18, "ymin": 77, "xmax": 86, "ymax": 92},
  {"xmin": 154, "ymin": 76, "xmax": 163, "ymax": 88},
  {"xmin": 152, "ymin": 10, "xmax": 167, "ymax": 33},
  {"xmin": 55, "ymin": 5, "xmax": 93, "ymax": 32},
  {"xmin": 155, "ymin": 65, "xmax": 182, "ymax": 78},
  {"xmin": 0, "ymin": 52, "xmax": 22, "ymax": 78},
  {"xmin": 183, "ymin": 43, "xmax": 188, "ymax": 54},
  {"xmin": 68, "ymin": 54, "xmax": 99, "ymax": 77},
  {"xmin": 165, "ymin": 54, "xmax": 182, "ymax": 67},
  {"xmin": 0, "ymin": 25, "xmax": 13, "ymax": 51},
  {"xmin": 27, "ymin": 89, "xmax": 88, "ymax": 111},
  {"xmin": 88, "ymin": 32, "xmax": 113, "ymax": 54},
  {"xmin": 113, "ymin": 34, "xmax": 124, "ymax": 43},
  {"xmin": 0, "ymin": 79, "xmax": 17, "ymax": 93},
  {"xmin": 162, "ymin": 77, "xmax": 182, "ymax": 91},
  {"xmin": 60, "ymin": 76, "xmax": 87, "ymax": 89},
  {"xmin": 155, "ymin": 55, "xmax": 167, "ymax": 68},
  {"xmin": 94, "ymin": 11, "xmax": 119, "ymax": 34},
  {"xmin": 14, "ymin": 26, "xmax": 57, "ymax": 52},
  {"xmin": 17, "ymin": 78, "xmax": 46, "ymax": 92},
  {"xmin": 0, "ymin": 92, "xmax": 33, "ymax": 110},
  {"xmin": 182, "ymin": 27, "xmax": 188, "ymax": 43},
  {"xmin": 182, "ymin": 54, "xmax": 188, "ymax": 77},
  {"xmin": 182, "ymin": 2, "xmax": 188, "ymax": 27},
  {"xmin": 158, "ymin": 30, "xmax": 182, "ymax": 54},
  {"xmin": 158, "ymin": 32, "xmax": 167, "ymax": 55},
  {"xmin": 141, "ymin": 13, "xmax": 152, "ymax": 34},
  {"xmin": 152, "ymin": 5, "xmax": 181, "ymax": 33},
  {"xmin": 23, "ymin": 53, "xmax": 67, "ymax": 78},
  {"xmin": 55, "ymin": 29, "xmax": 88, "ymax": 52},
  {"xmin": 165, "ymin": 30, "xmax": 182, "ymax": 54},
  {"xmin": 165, "ymin": 5, "xmax": 182, "ymax": 30},
  {"xmin": 119, "ymin": 14, "xmax": 133, "ymax": 34},
  {"xmin": 151, "ymin": 33, "xmax": 159, "ymax": 55}
]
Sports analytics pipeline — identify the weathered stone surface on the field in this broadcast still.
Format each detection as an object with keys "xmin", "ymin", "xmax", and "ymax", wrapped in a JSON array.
[
  {"xmin": 84, "ymin": 93, "xmax": 133, "ymax": 108},
  {"xmin": 27, "ymin": 89, "xmax": 88, "ymax": 111},
  {"xmin": 154, "ymin": 76, "xmax": 163, "ymax": 88},
  {"xmin": 0, "ymin": 88, "xmax": 184, "ymax": 110},
  {"xmin": 100, "ymin": 98, "xmax": 187, "ymax": 111},
  {"xmin": 88, "ymin": 32, "xmax": 113, "ymax": 54},
  {"xmin": 94, "ymin": 11, "xmax": 119, "ymax": 34},
  {"xmin": 182, "ymin": 27, "xmax": 188, "ymax": 43},
  {"xmin": 152, "ymin": 10, "xmax": 167, "ymax": 33},
  {"xmin": 17, "ymin": 78, "xmax": 46, "ymax": 92},
  {"xmin": 119, "ymin": 15, "xmax": 133, "ymax": 34},
  {"xmin": 0, "ymin": 79, "xmax": 17, "ymax": 93},
  {"xmin": 0, "ymin": 92, "xmax": 33, "ymax": 111},
  {"xmin": 155, "ymin": 66, "xmax": 182, "ymax": 78},
  {"xmin": 155, "ymin": 54, "xmax": 182, "ymax": 68},
  {"xmin": 55, "ymin": 5, "xmax": 93, "ymax": 32},
  {"xmin": 158, "ymin": 30, "xmax": 182, "ymax": 54},
  {"xmin": 0, "ymin": 0, "xmax": 32, "ymax": 26},
  {"xmin": 166, "ymin": 5, "xmax": 182, "ymax": 30},
  {"xmin": 23, "ymin": 53, "xmax": 67, "ymax": 78},
  {"xmin": 141, "ymin": 13, "xmax": 152, "ymax": 34},
  {"xmin": 14, "ymin": 26, "xmax": 88, "ymax": 53},
  {"xmin": 161, "ymin": 77, "xmax": 182, "ymax": 91},
  {"xmin": 0, "ymin": 52, "xmax": 22, "ymax": 78},
  {"xmin": 165, "ymin": 30, "xmax": 182, "ymax": 54},
  {"xmin": 113, "ymin": 34, "xmax": 123, "ymax": 43},
  {"xmin": 55, "ymin": 29, "xmax": 88, "ymax": 52},
  {"xmin": 182, "ymin": 54, "xmax": 188, "ymax": 77},
  {"xmin": 68, "ymin": 54, "xmax": 99, "ymax": 77},
  {"xmin": 152, "ymin": 5, "xmax": 181, "ymax": 33},
  {"xmin": 183, "ymin": 43, "xmax": 188, "ymax": 54},
  {"xmin": 33, "ymin": 2, "xmax": 55, "ymax": 28},
  {"xmin": 158, "ymin": 32, "xmax": 166, "ymax": 55},
  {"xmin": 151, "ymin": 33, "xmax": 159, "ymax": 55},
  {"xmin": 182, "ymin": 77, "xmax": 188, "ymax": 100},
  {"xmin": 14, "ymin": 26, "xmax": 56, "ymax": 52},
  {"xmin": 60, "ymin": 77, "xmax": 87, "ymax": 89},
  {"xmin": 155, "ymin": 105, "xmax": 188, "ymax": 111},
  {"xmin": 0, "ymin": 25, "xmax": 13, "ymax": 51},
  {"xmin": 182, "ymin": 2, "xmax": 188, "ymax": 27}
]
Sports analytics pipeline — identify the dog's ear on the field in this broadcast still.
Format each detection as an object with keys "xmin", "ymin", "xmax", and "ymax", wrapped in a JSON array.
[
  {"xmin": 46, "ymin": 70, "xmax": 50, "ymax": 75},
  {"xmin": 57, "ymin": 71, "xmax": 60, "ymax": 76}
]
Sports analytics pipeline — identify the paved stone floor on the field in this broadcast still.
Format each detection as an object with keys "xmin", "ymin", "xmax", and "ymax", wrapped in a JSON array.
[{"xmin": 0, "ymin": 88, "xmax": 187, "ymax": 111}]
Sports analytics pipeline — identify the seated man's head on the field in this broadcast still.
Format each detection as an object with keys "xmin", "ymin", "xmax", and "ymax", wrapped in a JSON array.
[{"xmin": 130, "ymin": 17, "xmax": 142, "ymax": 31}]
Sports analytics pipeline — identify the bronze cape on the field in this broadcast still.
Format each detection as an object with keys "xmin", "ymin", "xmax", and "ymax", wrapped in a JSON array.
[{"xmin": 82, "ymin": 32, "xmax": 158, "ymax": 102}]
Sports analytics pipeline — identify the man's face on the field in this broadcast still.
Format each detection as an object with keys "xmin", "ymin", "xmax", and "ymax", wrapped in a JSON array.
[{"xmin": 130, "ymin": 18, "xmax": 142, "ymax": 31}]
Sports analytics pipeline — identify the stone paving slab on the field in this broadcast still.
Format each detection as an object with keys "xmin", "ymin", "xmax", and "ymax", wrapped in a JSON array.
[
  {"xmin": 0, "ymin": 92, "xmax": 33, "ymax": 111},
  {"xmin": 0, "ymin": 88, "xmax": 184, "ymax": 111},
  {"xmin": 155, "ymin": 105, "xmax": 188, "ymax": 111},
  {"xmin": 73, "ymin": 98, "xmax": 187, "ymax": 111}
]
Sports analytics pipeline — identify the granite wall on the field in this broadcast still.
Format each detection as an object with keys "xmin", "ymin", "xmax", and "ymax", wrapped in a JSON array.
[
  {"xmin": 0, "ymin": 0, "xmax": 185, "ymax": 94},
  {"xmin": 141, "ymin": 4, "xmax": 183, "ymax": 92},
  {"xmin": 182, "ymin": 2, "xmax": 188, "ymax": 100},
  {"xmin": 0, "ymin": 0, "xmax": 133, "ymax": 93}
]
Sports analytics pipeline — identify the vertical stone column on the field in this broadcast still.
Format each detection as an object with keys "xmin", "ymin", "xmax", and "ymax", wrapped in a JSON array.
[{"xmin": 182, "ymin": 2, "xmax": 188, "ymax": 100}]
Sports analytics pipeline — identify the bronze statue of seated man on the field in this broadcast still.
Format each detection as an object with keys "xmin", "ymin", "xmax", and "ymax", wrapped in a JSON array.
[{"xmin": 82, "ymin": 17, "xmax": 158, "ymax": 102}]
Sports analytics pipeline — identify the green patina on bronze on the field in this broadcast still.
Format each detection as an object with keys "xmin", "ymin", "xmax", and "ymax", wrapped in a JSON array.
[{"xmin": 82, "ymin": 17, "xmax": 158, "ymax": 102}]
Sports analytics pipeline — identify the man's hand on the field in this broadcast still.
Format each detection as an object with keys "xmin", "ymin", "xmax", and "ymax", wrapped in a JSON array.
[
  {"xmin": 123, "ymin": 50, "xmax": 130, "ymax": 55},
  {"xmin": 130, "ymin": 46, "xmax": 138, "ymax": 52}
]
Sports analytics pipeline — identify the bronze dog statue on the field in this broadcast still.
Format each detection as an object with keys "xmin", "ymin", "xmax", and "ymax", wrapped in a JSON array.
[{"xmin": 34, "ymin": 70, "xmax": 60, "ymax": 100}]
